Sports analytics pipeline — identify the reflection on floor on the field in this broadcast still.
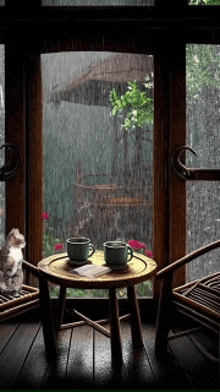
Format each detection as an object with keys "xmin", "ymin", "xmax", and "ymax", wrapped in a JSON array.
[{"xmin": 0, "ymin": 310, "xmax": 218, "ymax": 389}]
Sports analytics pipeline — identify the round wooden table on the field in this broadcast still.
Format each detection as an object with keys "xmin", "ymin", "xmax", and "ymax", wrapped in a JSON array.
[{"xmin": 38, "ymin": 251, "xmax": 157, "ymax": 366}]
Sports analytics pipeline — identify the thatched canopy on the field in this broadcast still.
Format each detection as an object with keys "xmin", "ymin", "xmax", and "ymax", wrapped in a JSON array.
[{"xmin": 49, "ymin": 53, "xmax": 153, "ymax": 107}]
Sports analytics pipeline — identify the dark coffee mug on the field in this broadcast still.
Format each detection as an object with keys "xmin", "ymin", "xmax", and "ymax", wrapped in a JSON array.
[
  {"xmin": 67, "ymin": 237, "xmax": 95, "ymax": 262},
  {"xmin": 103, "ymin": 241, "xmax": 133, "ymax": 267}
]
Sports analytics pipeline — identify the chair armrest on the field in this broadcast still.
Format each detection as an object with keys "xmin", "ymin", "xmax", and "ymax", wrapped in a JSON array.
[
  {"xmin": 22, "ymin": 260, "xmax": 39, "ymax": 278},
  {"xmin": 157, "ymin": 239, "xmax": 220, "ymax": 280}
]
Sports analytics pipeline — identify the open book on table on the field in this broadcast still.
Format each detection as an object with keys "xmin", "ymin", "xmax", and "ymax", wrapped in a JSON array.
[{"xmin": 70, "ymin": 264, "xmax": 111, "ymax": 278}]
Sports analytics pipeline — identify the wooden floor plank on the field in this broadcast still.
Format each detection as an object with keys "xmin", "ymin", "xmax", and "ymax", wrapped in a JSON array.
[
  {"xmin": 66, "ymin": 325, "xmax": 94, "ymax": 389},
  {"xmin": 142, "ymin": 323, "xmax": 190, "ymax": 389},
  {"xmin": 0, "ymin": 317, "xmax": 218, "ymax": 389},
  {"xmin": 0, "ymin": 322, "xmax": 40, "ymax": 389},
  {"xmin": 190, "ymin": 330, "xmax": 218, "ymax": 362},
  {"xmin": 169, "ymin": 334, "xmax": 218, "ymax": 389},
  {"xmin": 0, "ymin": 321, "xmax": 19, "ymax": 355},
  {"xmin": 13, "ymin": 325, "xmax": 48, "ymax": 389}
]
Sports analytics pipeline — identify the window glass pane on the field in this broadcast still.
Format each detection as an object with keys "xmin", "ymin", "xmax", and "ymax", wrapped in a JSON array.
[
  {"xmin": 42, "ymin": 0, "xmax": 154, "ymax": 6},
  {"xmin": 0, "ymin": 45, "xmax": 5, "ymax": 244},
  {"xmin": 42, "ymin": 51, "xmax": 154, "ymax": 297},
  {"xmin": 186, "ymin": 44, "xmax": 220, "ymax": 282}
]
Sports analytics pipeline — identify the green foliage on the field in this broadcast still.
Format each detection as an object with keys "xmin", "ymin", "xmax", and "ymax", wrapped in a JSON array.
[
  {"xmin": 49, "ymin": 285, "xmax": 152, "ymax": 299},
  {"xmin": 186, "ymin": 44, "xmax": 220, "ymax": 100},
  {"xmin": 43, "ymin": 230, "xmax": 62, "ymax": 258},
  {"xmin": 49, "ymin": 286, "xmax": 109, "ymax": 298},
  {"xmin": 43, "ymin": 217, "xmax": 63, "ymax": 258},
  {"xmin": 189, "ymin": 0, "xmax": 220, "ymax": 4},
  {"xmin": 109, "ymin": 80, "xmax": 154, "ymax": 131},
  {"xmin": 136, "ymin": 281, "xmax": 153, "ymax": 297}
]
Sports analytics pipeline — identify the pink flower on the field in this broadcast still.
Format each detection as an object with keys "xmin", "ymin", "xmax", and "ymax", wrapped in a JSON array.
[
  {"xmin": 128, "ymin": 239, "xmax": 147, "ymax": 250},
  {"xmin": 54, "ymin": 243, "xmax": 64, "ymax": 251},
  {"xmin": 145, "ymin": 250, "xmax": 154, "ymax": 258},
  {"xmin": 42, "ymin": 212, "xmax": 50, "ymax": 220},
  {"xmin": 54, "ymin": 243, "xmax": 63, "ymax": 251}
]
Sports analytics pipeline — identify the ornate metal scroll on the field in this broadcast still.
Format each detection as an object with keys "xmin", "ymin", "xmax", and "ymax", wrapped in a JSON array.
[
  {"xmin": 171, "ymin": 146, "xmax": 220, "ymax": 181},
  {"xmin": 0, "ymin": 143, "xmax": 21, "ymax": 181}
]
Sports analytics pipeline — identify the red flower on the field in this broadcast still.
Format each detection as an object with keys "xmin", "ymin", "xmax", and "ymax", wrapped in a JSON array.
[
  {"xmin": 42, "ymin": 212, "xmax": 50, "ymax": 220},
  {"xmin": 54, "ymin": 243, "xmax": 64, "ymax": 251},
  {"xmin": 145, "ymin": 250, "xmax": 154, "ymax": 258},
  {"xmin": 128, "ymin": 239, "xmax": 147, "ymax": 250}
]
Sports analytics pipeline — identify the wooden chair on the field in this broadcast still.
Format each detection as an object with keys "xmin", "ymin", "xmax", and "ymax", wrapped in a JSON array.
[
  {"xmin": 0, "ymin": 260, "xmax": 39, "ymax": 322},
  {"xmin": 154, "ymin": 240, "xmax": 220, "ymax": 368}
]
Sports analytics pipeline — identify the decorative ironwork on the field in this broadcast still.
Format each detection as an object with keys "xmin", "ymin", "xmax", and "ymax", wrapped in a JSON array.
[
  {"xmin": 171, "ymin": 145, "xmax": 220, "ymax": 181},
  {"xmin": 0, "ymin": 143, "xmax": 21, "ymax": 181}
]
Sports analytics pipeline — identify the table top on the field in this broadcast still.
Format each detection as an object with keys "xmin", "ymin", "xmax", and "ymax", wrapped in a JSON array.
[{"xmin": 38, "ymin": 251, "xmax": 157, "ymax": 289}]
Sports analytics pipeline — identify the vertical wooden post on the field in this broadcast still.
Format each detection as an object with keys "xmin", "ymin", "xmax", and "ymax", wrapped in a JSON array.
[
  {"xmin": 154, "ymin": 43, "xmax": 186, "ymax": 297},
  {"xmin": 5, "ymin": 44, "xmax": 26, "ymax": 238},
  {"xmin": 25, "ymin": 48, "xmax": 43, "ymax": 284},
  {"xmin": 169, "ymin": 44, "xmax": 186, "ymax": 287},
  {"xmin": 153, "ymin": 51, "xmax": 170, "ymax": 300},
  {"xmin": 5, "ymin": 2, "xmax": 42, "ymax": 284}
]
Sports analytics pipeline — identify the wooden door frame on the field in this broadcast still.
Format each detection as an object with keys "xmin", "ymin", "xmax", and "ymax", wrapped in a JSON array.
[
  {"xmin": 153, "ymin": 42, "xmax": 186, "ymax": 298},
  {"xmin": 4, "ymin": 38, "xmax": 187, "ymax": 294},
  {"xmin": 5, "ymin": 42, "xmax": 43, "ymax": 285},
  {"xmin": 3, "ymin": 0, "xmax": 220, "ymax": 295},
  {"xmin": 25, "ymin": 48, "xmax": 43, "ymax": 284},
  {"xmin": 5, "ymin": 44, "xmax": 26, "ymax": 238}
]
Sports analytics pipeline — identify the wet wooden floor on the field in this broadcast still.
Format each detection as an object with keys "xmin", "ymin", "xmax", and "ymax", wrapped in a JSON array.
[{"xmin": 0, "ymin": 314, "xmax": 218, "ymax": 389}]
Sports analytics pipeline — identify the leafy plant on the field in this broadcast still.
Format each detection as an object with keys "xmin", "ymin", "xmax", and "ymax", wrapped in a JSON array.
[
  {"xmin": 109, "ymin": 80, "xmax": 153, "ymax": 132},
  {"xmin": 189, "ymin": 0, "xmax": 220, "ymax": 4},
  {"xmin": 136, "ymin": 281, "xmax": 153, "ymax": 297}
]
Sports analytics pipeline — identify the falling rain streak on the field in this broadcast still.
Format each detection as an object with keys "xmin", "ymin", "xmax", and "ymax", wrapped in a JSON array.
[
  {"xmin": 42, "ymin": 51, "xmax": 154, "ymax": 297},
  {"xmin": 186, "ymin": 44, "xmax": 220, "ymax": 282}
]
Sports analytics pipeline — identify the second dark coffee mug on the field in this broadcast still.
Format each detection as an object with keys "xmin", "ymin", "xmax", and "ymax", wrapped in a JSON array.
[
  {"xmin": 67, "ymin": 237, "xmax": 95, "ymax": 262},
  {"xmin": 103, "ymin": 241, "xmax": 133, "ymax": 267}
]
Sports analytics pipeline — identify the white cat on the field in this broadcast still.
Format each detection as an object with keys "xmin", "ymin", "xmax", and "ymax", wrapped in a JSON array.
[{"xmin": 0, "ymin": 228, "xmax": 26, "ymax": 298}]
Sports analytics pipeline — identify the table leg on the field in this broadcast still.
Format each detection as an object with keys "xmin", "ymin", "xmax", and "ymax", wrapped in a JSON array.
[
  {"xmin": 39, "ymin": 277, "xmax": 57, "ymax": 357},
  {"xmin": 56, "ymin": 285, "xmax": 66, "ymax": 331},
  {"xmin": 127, "ymin": 285, "xmax": 144, "ymax": 349},
  {"xmin": 109, "ymin": 288, "xmax": 123, "ymax": 366}
]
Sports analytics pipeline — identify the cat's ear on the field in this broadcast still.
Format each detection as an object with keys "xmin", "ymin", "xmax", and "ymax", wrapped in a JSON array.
[
  {"xmin": 12, "ymin": 228, "xmax": 19, "ymax": 235},
  {"xmin": 8, "ymin": 228, "xmax": 17, "ymax": 238}
]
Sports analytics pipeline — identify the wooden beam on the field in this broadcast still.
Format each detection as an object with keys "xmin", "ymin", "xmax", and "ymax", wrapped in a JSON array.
[
  {"xmin": 72, "ymin": 308, "xmax": 111, "ymax": 338},
  {"xmin": 155, "ymin": 0, "xmax": 188, "ymax": 8},
  {"xmin": 5, "ymin": 0, "xmax": 41, "ymax": 6},
  {"xmin": 25, "ymin": 48, "xmax": 43, "ymax": 281},
  {"xmin": 0, "ymin": 5, "xmax": 220, "ymax": 27},
  {"xmin": 153, "ymin": 50, "xmax": 170, "ymax": 300},
  {"xmin": 5, "ymin": 44, "xmax": 25, "ymax": 238},
  {"xmin": 169, "ymin": 44, "xmax": 186, "ymax": 288}
]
